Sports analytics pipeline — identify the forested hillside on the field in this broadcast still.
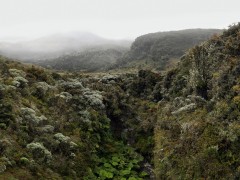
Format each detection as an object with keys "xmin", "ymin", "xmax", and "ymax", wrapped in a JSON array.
[
  {"xmin": 38, "ymin": 48, "xmax": 127, "ymax": 72},
  {"xmin": 37, "ymin": 29, "xmax": 222, "ymax": 72},
  {"xmin": 0, "ymin": 56, "xmax": 157, "ymax": 179},
  {"xmin": 0, "ymin": 23, "xmax": 239, "ymax": 179},
  {"xmin": 116, "ymin": 29, "xmax": 222, "ymax": 70},
  {"xmin": 153, "ymin": 23, "xmax": 240, "ymax": 179}
]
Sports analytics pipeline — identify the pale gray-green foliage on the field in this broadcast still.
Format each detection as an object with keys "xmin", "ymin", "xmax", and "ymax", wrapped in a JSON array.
[
  {"xmin": 12, "ymin": 80, "xmax": 21, "ymax": 87},
  {"xmin": 9, "ymin": 68, "xmax": 26, "ymax": 77},
  {"xmin": 55, "ymin": 92, "xmax": 72, "ymax": 102},
  {"xmin": 172, "ymin": 103, "xmax": 197, "ymax": 115},
  {"xmin": 218, "ymin": 123, "xmax": 239, "ymax": 142},
  {"xmin": 0, "ymin": 83, "xmax": 6, "ymax": 91},
  {"xmin": 58, "ymin": 78, "xmax": 104, "ymax": 108},
  {"xmin": 0, "ymin": 84, "xmax": 16, "ymax": 90},
  {"xmin": 54, "ymin": 133, "xmax": 71, "ymax": 143},
  {"xmin": 54, "ymin": 133, "xmax": 78, "ymax": 152},
  {"xmin": 21, "ymin": 107, "xmax": 47, "ymax": 126},
  {"xmin": 82, "ymin": 88, "xmax": 105, "ymax": 109},
  {"xmin": 0, "ymin": 164, "xmax": 6, "ymax": 173},
  {"xmin": 187, "ymin": 95, "xmax": 206, "ymax": 104},
  {"xmin": 78, "ymin": 110, "xmax": 91, "ymax": 124},
  {"xmin": 26, "ymin": 142, "xmax": 52, "ymax": 163},
  {"xmin": 12, "ymin": 76, "xmax": 28, "ymax": 87},
  {"xmin": 171, "ymin": 95, "xmax": 205, "ymax": 115},
  {"xmin": 38, "ymin": 125, "xmax": 55, "ymax": 133},
  {"xmin": 69, "ymin": 141, "xmax": 78, "ymax": 149},
  {"xmin": 100, "ymin": 74, "xmax": 119, "ymax": 84},
  {"xmin": 59, "ymin": 79, "xmax": 83, "ymax": 89},
  {"xmin": 172, "ymin": 97, "xmax": 189, "ymax": 108},
  {"xmin": 180, "ymin": 121, "xmax": 199, "ymax": 134},
  {"xmin": 34, "ymin": 82, "xmax": 53, "ymax": 95}
]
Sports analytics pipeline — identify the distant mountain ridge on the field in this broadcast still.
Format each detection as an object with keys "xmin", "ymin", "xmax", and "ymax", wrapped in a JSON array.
[
  {"xmin": 36, "ymin": 29, "xmax": 223, "ymax": 72},
  {"xmin": 0, "ymin": 23, "xmax": 239, "ymax": 179},
  {"xmin": 38, "ymin": 48, "xmax": 127, "ymax": 71},
  {"xmin": 0, "ymin": 29, "xmax": 222, "ymax": 72},
  {"xmin": 0, "ymin": 32, "xmax": 132, "ymax": 61},
  {"xmin": 115, "ymin": 29, "xmax": 223, "ymax": 70}
]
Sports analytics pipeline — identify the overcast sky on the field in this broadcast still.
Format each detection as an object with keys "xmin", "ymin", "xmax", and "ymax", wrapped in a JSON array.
[{"xmin": 0, "ymin": 0, "xmax": 239, "ymax": 41}]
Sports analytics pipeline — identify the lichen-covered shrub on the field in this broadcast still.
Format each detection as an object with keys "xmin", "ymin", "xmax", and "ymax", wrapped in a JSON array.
[
  {"xmin": 54, "ymin": 133, "xmax": 70, "ymax": 142},
  {"xmin": 26, "ymin": 142, "xmax": 52, "ymax": 163},
  {"xmin": 32, "ymin": 81, "xmax": 54, "ymax": 99},
  {"xmin": 0, "ymin": 164, "xmax": 6, "ymax": 173},
  {"xmin": 20, "ymin": 107, "xmax": 47, "ymax": 126},
  {"xmin": 59, "ymin": 79, "xmax": 83, "ymax": 90},
  {"xmin": 53, "ymin": 133, "xmax": 78, "ymax": 155},
  {"xmin": 12, "ymin": 76, "xmax": 28, "ymax": 88},
  {"xmin": 9, "ymin": 69, "xmax": 26, "ymax": 77},
  {"xmin": 78, "ymin": 110, "xmax": 91, "ymax": 123},
  {"xmin": 154, "ymin": 23, "xmax": 240, "ymax": 179},
  {"xmin": 100, "ymin": 74, "xmax": 120, "ymax": 84},
  {"xmin": 82, "ymin": 88, "xmax": 105, "ymax": 109},
  {"xmin": 55, "ymin": 92, "xmax": 72, "ymax": 102},
  {"xmin": 38, "ymin": 125, "xmax": 54, "ymax": 133},
  {"xmin": 172, "ymin": 103, "xmax": 197, "ymax": 115}
]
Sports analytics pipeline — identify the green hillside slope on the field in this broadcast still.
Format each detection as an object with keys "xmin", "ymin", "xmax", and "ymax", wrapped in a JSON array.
[
  {"xmin": 153, "ymin": 23, "xmax": 240, "ymax": 179},
  {"xmin": 38, "ymin": 48, "xmax": 127, "ymax": 72},
  {"xmin": 0, "ymin": 23, "xmax": 239, "ymax": 179},
  {"xmin": 116, "ymin": 29, "xmax": 222, "ymax": 70}
]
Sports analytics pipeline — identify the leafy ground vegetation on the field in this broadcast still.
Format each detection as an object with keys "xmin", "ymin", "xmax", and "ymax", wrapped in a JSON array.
[
  {"xmin": 0, "ymin": 23, "xmax": 240, "ymax": 179},
  {"xmin": 154, "ymin": 23, "xmax": 240, "ymax": 179},
  {"xmin": 0, "ymin": 57, "xmax": 158, "ymax": 179}
]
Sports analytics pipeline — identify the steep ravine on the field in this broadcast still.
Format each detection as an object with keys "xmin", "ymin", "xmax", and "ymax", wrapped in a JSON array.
[{"xmin": 0, "ymin": 23, "xmax": 240, "ymax": 179}]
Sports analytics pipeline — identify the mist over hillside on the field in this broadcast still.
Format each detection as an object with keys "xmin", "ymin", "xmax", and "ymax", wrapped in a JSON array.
[
  {"xmin": 0, "ymin": 0, "xmax": 239, "ymax": 178},
  {"xmin": 0, "ymin": 23, "xmax": 239, "ymax": 179},
  {"xmin": 115, "ymin": 29, "xmax": 223, "ymax": 70},
  {"xmin": 0, "ymin": 32, "xmax": 132, "ymax": 61},
  {"xmin": 37, "ymin": 48, "xmax": 127, "ymax": 71},
  {"xmin": 33, "ymin": 29, "xmax": 222, "ymax": 72}
]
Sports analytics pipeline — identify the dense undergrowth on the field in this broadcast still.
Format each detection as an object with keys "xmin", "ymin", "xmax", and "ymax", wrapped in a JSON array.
[
  {"xmin": 0, "ymin": 57, "xmax": 158, "ymax": 179},
  {"xmin": 0, "ymin": 23, "xmax": 240, "ymax": 179},
  {"xmin": 154, "ymin": 23, "xmax": 240, "ymax": 179}
]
